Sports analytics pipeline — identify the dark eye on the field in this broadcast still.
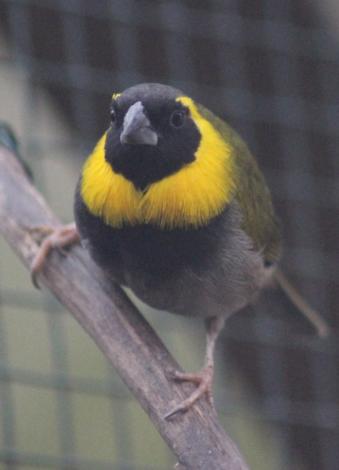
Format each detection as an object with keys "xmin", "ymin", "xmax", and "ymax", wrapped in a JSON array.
[
  {"xmin": 110, "ymin": 107, "xmax": 117, "ymax": 123},
  {"xmin": 170, "ymin": 110, "xmax": 186, "ymax": 128}
]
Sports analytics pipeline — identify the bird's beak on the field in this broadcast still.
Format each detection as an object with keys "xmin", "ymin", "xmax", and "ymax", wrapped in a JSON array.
[{"xmin": 120, "ymin": 101, "xmax": 158, "ymax": 146}]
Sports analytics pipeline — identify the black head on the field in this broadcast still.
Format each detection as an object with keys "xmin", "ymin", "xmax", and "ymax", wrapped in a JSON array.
[{"xmin": 105, "ymin": 83, "xmax": 201, "ymax": 190}]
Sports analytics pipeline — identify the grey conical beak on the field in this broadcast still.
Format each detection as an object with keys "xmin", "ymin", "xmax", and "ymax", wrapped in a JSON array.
[{"xmin": 120, "ymin": 101, "xmax": 158, "ymax": 146}]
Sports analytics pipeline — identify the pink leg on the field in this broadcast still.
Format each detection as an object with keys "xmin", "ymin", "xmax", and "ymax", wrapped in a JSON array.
[
  {"xmin": 30, "ymin": 222, "xmax": 80, "ymax": 287},
  {"xmin": 164, "ymin": 316, "xmax": 225, "ymax": 419}
]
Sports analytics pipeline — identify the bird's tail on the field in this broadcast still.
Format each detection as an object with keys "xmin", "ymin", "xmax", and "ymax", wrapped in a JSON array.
[{"xmin": 274, "ymin": 268, "xmax": 330, "ymax": 338}]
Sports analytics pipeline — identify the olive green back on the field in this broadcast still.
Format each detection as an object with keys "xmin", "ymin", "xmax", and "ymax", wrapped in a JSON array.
[{"xmin": 198, "ymin": 103, "xmax": 281, "ymax": 264}]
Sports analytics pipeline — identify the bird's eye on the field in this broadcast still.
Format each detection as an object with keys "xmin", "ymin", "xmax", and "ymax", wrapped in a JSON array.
[
  {"xmin": 170, "ymin": 110, "xmax": 186, "ymax": 128},
  {"xmin": 110, "ymin": 108, "xmax": 117, "ymax": 123}
]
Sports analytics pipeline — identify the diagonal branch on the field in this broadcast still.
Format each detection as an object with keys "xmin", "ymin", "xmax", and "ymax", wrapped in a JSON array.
[{"xmin": 0, "ymin": 144, "xmax": 249, "ymax": 470}]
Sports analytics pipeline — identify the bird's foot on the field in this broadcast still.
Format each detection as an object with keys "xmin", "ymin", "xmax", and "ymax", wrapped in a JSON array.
[
  {"xmin": 164, "ymin": 365, "xmax": 214, "ymax": 419},
  {"xmin": 29, "ymin": 222, "xmax": 79, "ymax": 288}
]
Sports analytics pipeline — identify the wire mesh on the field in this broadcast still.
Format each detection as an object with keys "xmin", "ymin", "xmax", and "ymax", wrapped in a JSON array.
[{"xmin": 0, "ymin": 0, "xmax": 338, "ymax": 469}]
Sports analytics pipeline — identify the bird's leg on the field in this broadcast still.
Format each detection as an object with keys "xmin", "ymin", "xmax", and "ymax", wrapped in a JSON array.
[
  {"xmin": 164, "ymin": 315, "xmax": 225, "ymax": 419},
  {"xmin": 29, "ymin": 222, "xmax": 80, "ymax": 288}
]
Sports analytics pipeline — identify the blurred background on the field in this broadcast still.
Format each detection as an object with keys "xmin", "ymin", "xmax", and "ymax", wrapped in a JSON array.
[{"xmin": 0, "ymin": 1, "xmax": 338, "ymax": 469}]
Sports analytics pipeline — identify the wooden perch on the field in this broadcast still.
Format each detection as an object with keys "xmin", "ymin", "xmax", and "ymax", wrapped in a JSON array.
[{"xmin": 0, "ymin": 144, "xmax": 249, "ymax": 470}]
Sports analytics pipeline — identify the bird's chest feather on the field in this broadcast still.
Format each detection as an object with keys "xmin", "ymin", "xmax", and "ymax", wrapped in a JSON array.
[
  {"xmin": 75, "ymin": 189, "xmax": 225, "ymax": 282},
  {"xmin": 75, "ymin": 192, "xmax": 268, "ymax": 316}
]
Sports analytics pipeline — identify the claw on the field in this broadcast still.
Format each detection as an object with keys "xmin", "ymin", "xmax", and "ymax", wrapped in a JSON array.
[
  {"xmin": 31, "ymin": 269, "xmax": 40, "ymax": 289},
  {"xmin": 29, "ymin": 222, "xmax": 79, "ymax": 287},
  {"xmin": 164, "ymin": 365, "xmax": 214, "ymax": 420},
  {"xmin": 27, "ymin": 225, "xmax": 55, "ymax": 237}
]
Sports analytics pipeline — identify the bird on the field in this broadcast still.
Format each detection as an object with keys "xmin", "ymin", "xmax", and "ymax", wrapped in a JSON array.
[{"xmin": 30, "ymin": 83, "xmax": 329, "ymax": 418}]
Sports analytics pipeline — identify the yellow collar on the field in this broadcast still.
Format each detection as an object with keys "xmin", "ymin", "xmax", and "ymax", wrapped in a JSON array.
[{"xmin": 81, "ymin": 97, "xmax": 234, "ymax": 229}]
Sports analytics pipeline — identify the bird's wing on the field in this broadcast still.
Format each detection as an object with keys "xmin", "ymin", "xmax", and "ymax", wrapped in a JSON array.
[{"xmin": 197, "ymin": 103, "xmax": 281, "ymax": 265}]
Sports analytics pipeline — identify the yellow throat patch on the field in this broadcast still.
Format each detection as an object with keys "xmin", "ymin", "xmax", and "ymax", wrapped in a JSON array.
[{"xmin": 81, "ymin": 96, "xmax": 235, "ymax": 229}]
